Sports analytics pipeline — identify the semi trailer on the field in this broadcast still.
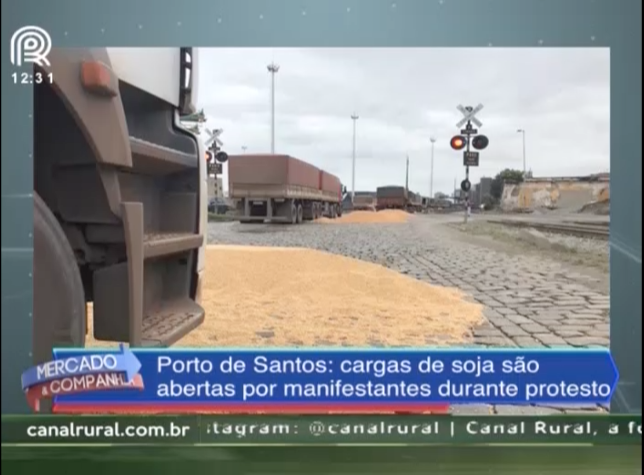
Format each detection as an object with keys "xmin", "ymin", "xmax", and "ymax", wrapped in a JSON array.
[
  {"xmin": 352, "ymin": 192, "xmax": 377, "ymax": 211},
  {"xmin": 228, "ymin": 154, "xmax": 343, "ymax": 224},
  {"xmin": 376, "ymin": 186, "xmax": 423, "ymax": 212},
  {"xmin": 376, "ymin": 186, "xmax": 409, "ymax": 210},
  {"xmin": 407, "ymin": 191, "xmax": 425, "ymax": 212}
]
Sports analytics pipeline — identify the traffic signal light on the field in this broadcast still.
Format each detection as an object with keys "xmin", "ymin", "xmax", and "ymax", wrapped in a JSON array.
[
  {"xmin": 205, "ymin": 150, "xmax": 213, "ymax": 162},
  {"xmin": 450, "ymin": 135, "xmax": 467, "ymax": 150},
  {"xmin": 472, "ymin": 135, "xmax": 489, "ymax": 150}
]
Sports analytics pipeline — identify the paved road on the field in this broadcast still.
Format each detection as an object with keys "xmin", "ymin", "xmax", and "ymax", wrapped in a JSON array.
[{"xmin": 207, "ymin": 215, "xmax": 610, "ymax": 414}]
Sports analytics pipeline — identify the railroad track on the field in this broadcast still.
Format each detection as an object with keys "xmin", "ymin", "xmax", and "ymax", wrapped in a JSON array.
[{"xmin": 487, "ymin": 219, "xmax": 609, "ymax": 239}]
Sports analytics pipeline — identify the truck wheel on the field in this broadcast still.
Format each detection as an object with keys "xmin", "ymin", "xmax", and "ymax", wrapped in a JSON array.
[
  {"xmin": 290, "ymin": 202, "xmax": 298, "ymax": 225},
  {"xmin": 296, "ymin": 204, "xmax": 304, "ymax": 224},
  {"xmin": 336, "ymin": 205, "xmax": 342, "ymax": 217},
  {"xmin": 33, "ymin": 193, "xmax": 86, "ymax": 368}
]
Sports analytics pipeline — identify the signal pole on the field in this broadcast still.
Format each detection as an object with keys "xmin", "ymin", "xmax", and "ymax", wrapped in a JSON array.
[{"xmin": 464, "ymin": 122, "xmax": 472, "ymax": 224}]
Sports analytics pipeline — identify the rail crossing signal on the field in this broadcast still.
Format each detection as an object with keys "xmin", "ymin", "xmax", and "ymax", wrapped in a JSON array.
[
  {"xmin": 452, "ymin": 104, "xmax": 489, "ymax": 167},
  {"xmin": 452, "ymin": 104, "xmax": 490, "ymax": 224}
]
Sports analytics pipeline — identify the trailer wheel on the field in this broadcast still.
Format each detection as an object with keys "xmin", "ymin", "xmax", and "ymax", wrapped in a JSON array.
[
  {"xmin": 290, "ymin": 202, "xmax": 298, "ymax": 225},
  {"xmin": 296, "ymin": 204, "xmax": 304, "ymax": 224},
  {"xmin": 33, "ymin": 193, "xmax": 86, "ymax": 368}
]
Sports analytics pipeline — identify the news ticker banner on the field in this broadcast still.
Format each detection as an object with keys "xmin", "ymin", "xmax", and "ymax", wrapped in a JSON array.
[
  {"xmin": 1, "ymin": 415, "xmax": 641, "ymax": 445},
  {"xmin": 21, "ymin": 347, "xmax": 618, "ymax": 413}
]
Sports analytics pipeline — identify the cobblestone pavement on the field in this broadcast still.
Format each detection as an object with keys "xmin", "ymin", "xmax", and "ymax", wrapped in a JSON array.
[{"xmin": 207, "ymin": 215, "xmax": 610, "ymax": 414}]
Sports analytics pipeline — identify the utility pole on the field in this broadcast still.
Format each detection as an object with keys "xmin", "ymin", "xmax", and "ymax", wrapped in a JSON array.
[
  {"xmin": 267, "ymin": 62, "xmax": 280, "ymax": 154},
  {"xmin": 405, "ymin": 155, "xmax": 410, "ymax": 193},
  {"xmin": 517, "ymin": 129, "xmax": 526, "ymax": 174},
  {"xmin": 430, "ymin": 137, "xmax": 436, "ymax": 198},
  {"xmin": 242, "ymin": 146, "xmax": 247, "ymax": 154},
  {"xmin": 351, "ymin": 113, "xmax": 359, "ymax": 202}
]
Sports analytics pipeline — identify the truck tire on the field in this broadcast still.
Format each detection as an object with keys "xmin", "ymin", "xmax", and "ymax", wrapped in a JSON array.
[
  {"xmin": 296, "ymin": 204, "xmax": 304, "ymax": 224},
  {"xmin": 290, "ymin": 202, "xmax": 298, "ymax": 225},
  {"xmin": 33, "ymin": 193, "xmax": 86, "ymax": 368}
]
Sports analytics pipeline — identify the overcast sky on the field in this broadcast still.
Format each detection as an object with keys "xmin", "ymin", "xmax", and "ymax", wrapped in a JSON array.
[{"xmin": 196, "ymin": 48, "xmax": 610, "ymax": 196}]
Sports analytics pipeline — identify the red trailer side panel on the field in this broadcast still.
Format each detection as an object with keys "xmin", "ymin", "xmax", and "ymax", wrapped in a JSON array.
[
  {"xmin": 228, "ymin": 154, "xmax": 320, "ymax": 188},
  {"xmin": 287, "ymin": 156, "xmax": 320, "ymax": 189},
  {"xmin": 228, "ymin": 154, "xmax": 289, "ymax": 186},
  {"xmin": 321, "ymin": 171, "xmax": 341, "ymax": 194}
]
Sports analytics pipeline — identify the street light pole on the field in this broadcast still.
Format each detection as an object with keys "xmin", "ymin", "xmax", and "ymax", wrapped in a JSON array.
[
  {"xmin": 517, "ymin": 129, "xmax": 526, "ymax": 174},
  {"xmin": 267, "ymin": 63, "xmax": 280, "ymax": 154},
  {"xmin": 430, "ymin": 137, "xmax": 436, "ymax": 198},
  {"xmin": 351, "ymin": 113, "xmax": 359, "ymax": 202}
]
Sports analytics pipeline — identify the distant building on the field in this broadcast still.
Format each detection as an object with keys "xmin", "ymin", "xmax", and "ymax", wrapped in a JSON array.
[
  {"xmin": 471, "ymin": 184, "xmax": 482, "ymax": 208},
  {"xmin": 479, "ymin": 177, "xmax": 493, "ymax": 197},
  {"xmin": 468, "ymin": 177, "xmax": 493, "ymax": 208}
]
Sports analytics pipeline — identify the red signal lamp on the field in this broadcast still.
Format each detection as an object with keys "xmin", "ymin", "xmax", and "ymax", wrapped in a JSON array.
[
  {"xmin": 205, "ymin": 150, "xmax": 213, "ymax": 162},
  {"xmin": 450, "ymin": 135, "xmax": 467, "ymax": 150}
]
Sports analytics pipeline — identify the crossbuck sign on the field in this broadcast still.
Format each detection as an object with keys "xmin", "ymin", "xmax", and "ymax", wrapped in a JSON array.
[
  {"xmin": 205, "ymin": 128, "xmax": 224, "ymax": 149},
  {"xmin": 456, "ymin": 104, "xmax": 484, "ymax": 128}
]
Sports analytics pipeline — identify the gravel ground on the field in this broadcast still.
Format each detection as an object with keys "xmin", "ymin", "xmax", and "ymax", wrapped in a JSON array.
[
  {"xmin": 207, "ymin": 215, "xmax": 611, "ymax": 414},
  {"xmin": 449, "ymin": 221, "xmax": 609, "ymax": 279}
]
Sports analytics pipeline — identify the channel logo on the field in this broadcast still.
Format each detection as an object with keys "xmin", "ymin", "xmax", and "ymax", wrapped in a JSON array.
[
  {"xmin": 21, "ymin": 345, "xmax": 143, "ymax": 412},
  {"xmin": 10, "ymin": 25, "xmax": 52, "ymax": 67}
]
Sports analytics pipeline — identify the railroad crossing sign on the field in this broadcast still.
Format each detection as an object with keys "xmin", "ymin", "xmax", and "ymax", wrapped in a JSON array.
[
  {"xmin": 205, "ymin": 128, "xmax": 224, "ymax": 150},
  {"xmin": 456, "ymin": 104, "xmax": 484, "ymax": 128}
]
